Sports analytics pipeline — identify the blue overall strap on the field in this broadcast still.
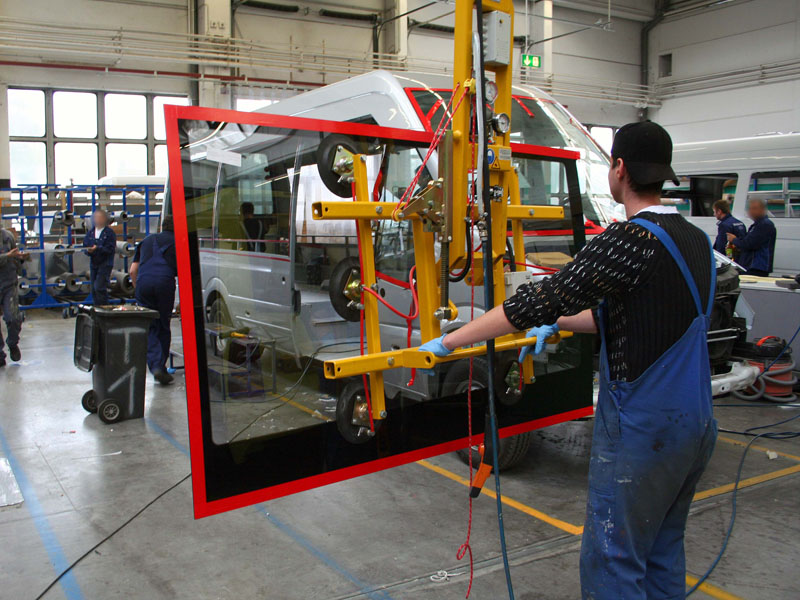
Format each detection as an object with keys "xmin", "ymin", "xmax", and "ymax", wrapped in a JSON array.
[{"xmin": 631, "ymin": 218, "xmax": 711, "ymax": 318}]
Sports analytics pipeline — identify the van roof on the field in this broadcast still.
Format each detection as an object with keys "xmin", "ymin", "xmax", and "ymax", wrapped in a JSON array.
[
  {"xmin": 254, "ymin": 69, "xmax": 560, "ymax": 125},
  {"xmin": 672, "ymin": 132, "xmax": 800, "ymax": 175}
]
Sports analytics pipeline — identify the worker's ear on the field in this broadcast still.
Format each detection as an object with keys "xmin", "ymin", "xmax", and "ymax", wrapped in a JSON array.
[{"xmin": 611, "ymin": 157, "xmax": 627, "ymax": 184}]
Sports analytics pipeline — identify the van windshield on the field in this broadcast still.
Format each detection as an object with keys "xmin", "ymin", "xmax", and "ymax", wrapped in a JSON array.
[{"xmin": 408, "ymin": 88, "xmax": 625, "ymax": 226}]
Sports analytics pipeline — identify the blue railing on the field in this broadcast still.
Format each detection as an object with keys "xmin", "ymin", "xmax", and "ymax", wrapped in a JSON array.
[{"xmin": 0, "ymin": 184, "xmax": 164, "ymax": 312}]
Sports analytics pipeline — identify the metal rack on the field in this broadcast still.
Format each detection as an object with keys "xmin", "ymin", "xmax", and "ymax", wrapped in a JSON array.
[{"xmin": 0, "ymin": 183, "xmax": 164, "ymax": 311}]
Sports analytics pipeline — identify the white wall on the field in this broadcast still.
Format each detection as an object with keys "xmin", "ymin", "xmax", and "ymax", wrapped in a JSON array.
[
  {"xmin": 648, "ymin": 0, "xmax": 800, "ymax": 142},
  {"xmin": 0, "ymin": 0, "xmax": 649, "ymax": 122}
]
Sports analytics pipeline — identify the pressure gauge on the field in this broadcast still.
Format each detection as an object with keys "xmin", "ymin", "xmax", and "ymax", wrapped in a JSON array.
[
  {"xmin": 492, "ymin": 112, "xmax": 511, "ymax": 135},
  {"xmin": 485, "ymin": 80, "xmax": 499, "ymax": 104}
]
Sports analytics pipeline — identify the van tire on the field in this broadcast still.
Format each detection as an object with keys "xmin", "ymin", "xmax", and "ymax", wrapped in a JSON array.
[{"xmin": 443, "ymin": 358, "xmax": 532, "ymax": 471}]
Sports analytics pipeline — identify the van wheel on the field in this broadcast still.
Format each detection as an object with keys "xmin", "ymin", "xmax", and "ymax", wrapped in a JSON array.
[
  {"xmin": 443, "ymin": 357, "xmax": 532, "ymax": 471},
  {"xmin": 207, "ymin": 297, "xmax": 232, "ymax": 355}
]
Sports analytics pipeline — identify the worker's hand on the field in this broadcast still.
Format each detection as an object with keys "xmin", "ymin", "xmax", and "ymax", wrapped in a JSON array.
[
  {"xmin": 87, "ymin": 245, "xmax": 97, "ymax": 253},
  {"xmin": 418, "ymin": 334, "xmax": 453, "ymax": 377},
  {"xmin": 518, "ymin": 323, "xmax": 560, "ymax": 362},
  {"xmin": 418, "ymin": 334, "xmax": 453, "ymax": 357},
  {"xmin": 726, "ymin": 233, "xmax": 737, "ymax": 243},
  {"xmin": 5, "ymin": 247, "xmax": 22, "ymax": 259}
]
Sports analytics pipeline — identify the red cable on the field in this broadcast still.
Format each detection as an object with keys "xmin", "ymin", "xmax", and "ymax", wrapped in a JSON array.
[
  {"xmin": 456, "ymin": 96, "xmax": 478, "ymax": 598},
  {"xmin": 405, "ymin": 266, "xmax": 419, "ymax": 387},
  {"xmin": 503, "ymin": 259, "xmax": 559, "ymax": 273}
]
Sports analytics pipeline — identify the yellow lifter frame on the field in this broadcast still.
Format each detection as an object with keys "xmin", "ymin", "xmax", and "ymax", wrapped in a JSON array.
[{"xmin": 312, "ymin": 0, "xmax": 569, "ymax": 424}]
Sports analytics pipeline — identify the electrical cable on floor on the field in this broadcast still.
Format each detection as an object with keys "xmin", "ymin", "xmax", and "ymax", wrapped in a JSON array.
[
  {"xmin": 686, "ymin": 410, "xmax": 800, "ymax": 597},
  {"xmin": 34, "ymin": 473, "xmax": 191, "ymax": 600},
  {"xmin": 227, "ymin": 342, "xmax": 355, "ymax": 443}
]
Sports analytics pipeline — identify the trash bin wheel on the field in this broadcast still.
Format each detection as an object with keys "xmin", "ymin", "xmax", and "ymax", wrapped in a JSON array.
[
  {"xmin": 81, "ymin": 390, "xmax": 97, "ymax": 413},
  {"xmin": 336, "ymin": 380, "xmax": 380, "ymax": 444},
  {"xmin": 98, "ymin": 399, "xmax": 124, "ymax": 424}
]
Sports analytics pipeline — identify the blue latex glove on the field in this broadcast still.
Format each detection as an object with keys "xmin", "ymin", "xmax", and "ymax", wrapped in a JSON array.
[
  {"xmin": 518, "ymin": 323, "xmax": 560, "ymax": 362},
  {"xmin": 418, "ymin": 334, "xmax": 453, "ymax": 357},
  {"xmin": 418, "ymin": 334, "xmax": 452, "ymax": 376}
]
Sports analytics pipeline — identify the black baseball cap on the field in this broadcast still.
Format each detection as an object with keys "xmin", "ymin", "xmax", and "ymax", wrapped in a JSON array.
[{"xmin": 611, "ymin": 121, "xmax": 679, "ymax": 186}]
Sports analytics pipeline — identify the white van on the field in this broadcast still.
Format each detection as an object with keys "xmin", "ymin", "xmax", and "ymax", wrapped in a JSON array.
[{"xmin": 668, "ymin": 133, "xmax": 800, "ymax": 275}]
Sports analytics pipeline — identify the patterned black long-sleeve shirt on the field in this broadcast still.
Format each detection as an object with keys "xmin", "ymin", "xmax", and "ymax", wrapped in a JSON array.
[{"xmin": 503, "ymin": 211, "xmax": 713, "ymax": 382}]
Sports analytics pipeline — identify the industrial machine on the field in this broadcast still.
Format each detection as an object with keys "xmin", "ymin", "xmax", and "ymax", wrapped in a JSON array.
[{"xmin": 166, "ymin": 0, "xmax": 595, "ymax": 519}]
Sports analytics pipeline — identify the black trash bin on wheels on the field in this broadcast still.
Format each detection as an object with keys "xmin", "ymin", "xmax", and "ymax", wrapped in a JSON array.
[{"xmin": 74, "ymin": 305, "xmax": 159, "ymax": 424}]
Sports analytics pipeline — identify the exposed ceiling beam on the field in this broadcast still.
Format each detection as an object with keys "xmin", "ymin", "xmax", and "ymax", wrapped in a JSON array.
[{"xmin": 553, "ymin": 0, "xmax": 657, "ymax": 22}]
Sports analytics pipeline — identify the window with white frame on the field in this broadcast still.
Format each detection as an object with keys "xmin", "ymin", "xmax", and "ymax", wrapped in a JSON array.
[{"xmin": 6, "ymin": 88, "xmax": 190, "ymax": 186}]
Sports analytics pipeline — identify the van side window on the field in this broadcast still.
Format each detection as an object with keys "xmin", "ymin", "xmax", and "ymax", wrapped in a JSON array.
[
  {"xmin": 662, "ymin": 174, "xmax": 737, "ymax": 217},
  {"xmin": 748, "ymin": 171, "xmax": 800, "ymax": 218}
]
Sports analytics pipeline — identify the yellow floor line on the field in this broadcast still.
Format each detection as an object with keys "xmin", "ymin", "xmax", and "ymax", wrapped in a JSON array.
[
  {"xmin": 693, "ymin": 463, "xmax": 800, "ymax": 501},
  {"xmin": 717, "ymin": 435, "xmax": 800, "ymax": 463},
  {"xmin": 686, "ymin": 574, "xmax": 746, "ymax": 600},
  {"xmin": 417, "ymin": 459, "xmax": 584, "ymax": 535},
  {"xmin": 416, "ymin": 459, "xmax": 750, "ymax": 600}
]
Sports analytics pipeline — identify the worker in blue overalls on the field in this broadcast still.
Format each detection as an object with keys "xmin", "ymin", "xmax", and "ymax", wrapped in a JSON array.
[
  {"xmin": 82, "ymin": 209, "xmax": 117, "ymax": 305},
  {"xmin": 129, "ymin": 217, "xmax": 177, "ymax": 385},
  {"xmin": 422, "ymin": 121, "xmax": 717, "ymax": 599}
]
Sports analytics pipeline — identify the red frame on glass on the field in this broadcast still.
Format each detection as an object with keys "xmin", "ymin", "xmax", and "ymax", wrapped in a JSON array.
[{"xmin": 164, "ymin": 104, "xmax": 593, "ymax": 518}]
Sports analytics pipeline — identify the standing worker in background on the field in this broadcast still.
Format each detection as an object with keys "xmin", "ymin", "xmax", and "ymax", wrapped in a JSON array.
[
  {"xmin": 421, "ymin": 122, "xmax": 718, "ymax": 599},
  {"xmin": 129, "ymin": 217, "xmax": 177, "ymax": 385},
  {"xmin": 0, "ymin": 225, "xmax": 28, "ymax": 366},
  {"xmin": 712, "ymin": 198, "xmax": 745, "ymax": 256},
  {"xmin": 239, "ymin": 202, "xmax": 264, "ymax": 252},
  {"xmin": 727, "ymin": 198, "xmax": 777, "ymax": 276},
  {"xmin": 82, "ymin": 209, "xmax": 117, "ymax": 305}
]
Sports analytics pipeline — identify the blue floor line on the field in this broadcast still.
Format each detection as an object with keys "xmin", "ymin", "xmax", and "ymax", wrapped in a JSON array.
[
  {"xmin": 0, "ymin": 424, "xmax": 84, "ymax": 600},
  {"xmin": 145, "ymin": 417, "xmax": 393, "ymax": 600}
]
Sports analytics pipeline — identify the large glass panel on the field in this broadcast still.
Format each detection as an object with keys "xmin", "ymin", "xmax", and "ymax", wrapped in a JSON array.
[
  {"xmin": 153, "ymin": 95, "xmax": 190, "ymax": 140},
  {"xmin": 8, "ymin": 89, "xmax": 45, "ymax": 137},
  {"xmin": 171, "ymin": 112, "xmax": 592, "ymax": 513},
  {"xmin": 105, "ymin": 94, "xmax": 146, "ymax": 139},
  {"xmin": 105, "ymin": 143, "xmax": 147, "ymax": 177},
  {"xmin": 53, "ymin": 91, "xmax": 97, "ymax": 138},
  {"xmin": 9, "ymin": 142, "xmax": 46, "ymax": 186},
  {"xmin": 55, "ymin": 143, "xmax": 98, "ymax": 185}
]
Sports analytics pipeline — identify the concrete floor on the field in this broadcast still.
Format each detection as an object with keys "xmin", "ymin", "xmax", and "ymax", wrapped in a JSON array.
[{"xmin": 1, "ymin": 311, "xmax": 799, "ymax": 600}]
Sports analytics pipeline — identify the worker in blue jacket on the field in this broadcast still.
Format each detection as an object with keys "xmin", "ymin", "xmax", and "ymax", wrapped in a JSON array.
[
  {"xmin": 727, "ymin": 198, "xmax": 777, "ymax": 276},
  {"xmin": 82, "ymin": 209, "xmax": 117, "ymax": 305},
  {"xmin": 129, "ymin": 217, "xmax": 178, "ymax": 385},
  {"xmin": 712, "ymin": 198, "xmax": 745, "ymax": 255}
]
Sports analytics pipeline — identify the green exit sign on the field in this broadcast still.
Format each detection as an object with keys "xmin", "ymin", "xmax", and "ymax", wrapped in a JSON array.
[{"xmin": 521, "ymin": 54, "xmax": 542, "ymax": 68}]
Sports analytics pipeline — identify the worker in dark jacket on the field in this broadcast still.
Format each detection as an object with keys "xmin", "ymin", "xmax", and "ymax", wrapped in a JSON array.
[
  {"xmin": 727, "ymin": 198, "xmax": 777, "ymax": 276},
  {"xmin": 0, "ymin": 226, "xmax": 28, "ymax": 366},
  {"xmin": 712, "ymin": 198, "xmax": 745, "ymax": 255},
  {"xmin": 129, "ymin": 217, "xmax": 178, "ymax": 385},
  {"xmin": 422, "ymin": 122, "xmax": 717, "ymax": 599},
  {"xmin": 82, "ymin": 209, "xmax": 117, "ymax": 305}
]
